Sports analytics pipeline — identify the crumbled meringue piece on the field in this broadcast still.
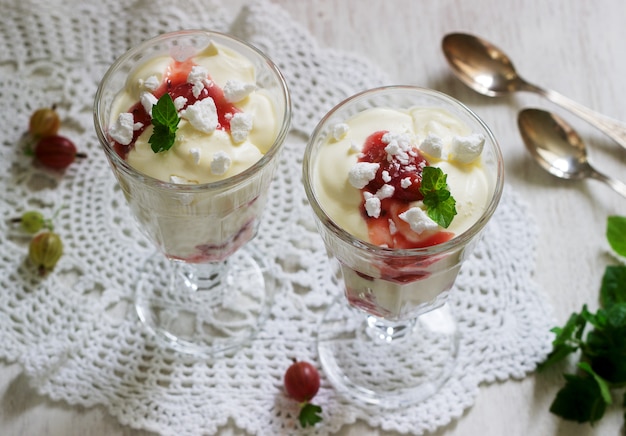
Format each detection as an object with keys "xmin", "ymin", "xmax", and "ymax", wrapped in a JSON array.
[
  {"xmin": 230, "ymin": 112, "xmax": 253, "ymax": 143},
  {"xmin": 210, "ymin": 151, "xmax": 231, "ymax": 175},
  {"xmin": 139, "ymin": 75, "xmax": 159, "ymax": 91},
  {"xmin": 348, "ymin": 162, "xmax": 380, "ymax": 189},
  {"xmin": 332, "ymin": 123, "xmax": 350, "ymax": 141},
  {"xmin": 363, "ymin": 192, "xmax": 381, "ymax": 218},
  {"xmin": 140, "ymin": 92, "xmax": 158, "ymax": 116},
  {"xmin": 381, "ymin": 170, "xmax": 391, "ymax": 183},
  {"xmin": 420, "ymin": 133, "xmax": 444, "ymax": 159},
  {"xmin": 174, "ymin": 96, "xmax": 188, "ymax": 111},
  {"xmin": 382, "ymin": 131, "xmax": 412, "ymax": 165},
  {"xmin": 109, "ymin": 112, "xmax": 135, "ymax": 145},
  {"xmin": 181, "ymin": 98, "xmax": 218, "ymax": 133},
  {"xmin": 223, "ymin": 80, "xmax": 256, "ymax": 103},
  {"xmin": 189, "ymin": 148, "xmax": 201, "ymax": 165},
  {"xmin": 399, "ymin": 207, "xmax": 439, "ymax": 234},
  {"xmin": 375, "ymin": 184, "xmax": 395, "ymax": 199},
  {"xmin": 450, "ymin": 133, "xmax": 485, "ymax": 164},
  {"xmin": 187, "ymin": 66, "xmax": 209, "ymax": 98}
]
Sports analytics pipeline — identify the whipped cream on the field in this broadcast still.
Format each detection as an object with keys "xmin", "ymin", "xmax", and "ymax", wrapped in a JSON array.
[
  {"xmin": 313, "ymin": 106, "xmax": 491, "ymax": 245},
  {"xmin": 109, "ymin": 41, "xmax": 279, "ymax": 184},
  {"xmin": 102, "ymin": 36, "xmax": 287, "ymax": 263}
]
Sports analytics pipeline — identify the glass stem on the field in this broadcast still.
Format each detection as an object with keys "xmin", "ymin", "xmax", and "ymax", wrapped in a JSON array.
[
  {"xmin": 175, "ymin": 260, "xmax": 229, "ymax": 293},
  {"xmin": 365, "ymin": 315, "xmax": 417, "ymax": 343}
]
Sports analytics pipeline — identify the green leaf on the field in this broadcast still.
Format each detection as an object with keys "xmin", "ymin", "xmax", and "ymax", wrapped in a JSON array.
[
  {"xmin": 550, "ymin": 373, "xmax": 607, "ymax": 424},
  {"xmin": 298, "ymin": 403, "xmax": 322, "ymax": 427},
  {"xmin": 544, "ymin": 215, "xmax": 626, "ymax": 427},
  {"xmin": 558, "ymin": 311, "xmax": 588, "ymax": 343},
  {"xmin": 152, "ymin": 93, "xmax": 180, "ymax": 129},
  {"xmin": 585, "ymin": 307, "xmax": 626, "ymax": 384},
  {"xmin": 578, "ymin": 362, "xmax": 612, "ymax": 405},
  {"xmin": 419, "ymin": 166, "xmax": 457, "ymax": 228},
  {"xmin": 538, "ymin": 344, "xmax": 578, "ymax": 371},
  {"xmin": 539, "ymin": 312, "xmax": 587, "ymax": 370},
  {"xmin": 606, "ymin": 302, "xmax": 626, "ymax": 329},
  {"xmin": 581, "ymin": 304, "xmax": 606, "ymax": 329},
  {"xmin": 148, "ymin": 93, "xmax": 180, "ymax": 153},
  {"xmin": 149, "ymin": 124, "xmax": 176, "ymax": 153},
  {"xmin": 607, "ymin": 215, "xmax": 626, "ymax": 257},
  {"xmin": 600, "ymin": 265, "xmax": 626, "ymax": 309}
]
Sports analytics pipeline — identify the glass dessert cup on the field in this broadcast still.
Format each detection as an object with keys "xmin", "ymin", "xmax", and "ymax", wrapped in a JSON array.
[
  {"xmin": 94, "ymin": 31, "xmax": 291, "ymax": 357},
  {"xmin": 303, "ymin": 86, "xmax": 504, "ymax": 406}
]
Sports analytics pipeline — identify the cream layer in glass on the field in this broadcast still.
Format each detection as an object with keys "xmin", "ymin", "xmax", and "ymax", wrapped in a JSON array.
[
  {"xmin": 103, "ymin": 36, "xmax": 286, "ymax": 262},
  {"xmin": 312, "ymin": 106, "xmax": 492, "ymax": 319}
]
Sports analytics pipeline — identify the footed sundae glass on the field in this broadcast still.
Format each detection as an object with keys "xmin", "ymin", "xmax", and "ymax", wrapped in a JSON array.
[
  {"xmin": 94, "ymin": 31, "xmax": 291, "ymax": 356},
  {"xmin": 303, "ymin": 86, "xmax": 504, "ymax": 406}
]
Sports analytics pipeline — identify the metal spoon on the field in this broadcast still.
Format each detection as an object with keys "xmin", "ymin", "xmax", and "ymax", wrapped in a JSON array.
[
  {"xmin": 442, "ymin": 33, "xmax": 626, "ymax": 150},
  {"xmin": 518, "ymin": 108, "xmax": 626, "ymax": 198}
]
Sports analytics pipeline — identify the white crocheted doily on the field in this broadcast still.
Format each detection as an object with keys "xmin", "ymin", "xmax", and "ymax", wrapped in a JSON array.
[{"xmin": 0, "ymin": 1, "xmax": 554, "ymax": 434}]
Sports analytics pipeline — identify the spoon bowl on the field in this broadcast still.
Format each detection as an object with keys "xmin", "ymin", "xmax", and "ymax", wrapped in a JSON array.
[
  {"xmin": 518, "ymin": 109, "xmax": 591, "ymax": 180},
  {"xmin": 442, "ymin": 33, "xmax": 526, "ymax": 97},
  {"xmin": 518, "ymin": 108, "xmax": 626, "ymax": 198},
  {"xmin": 442, "ymin": 33, "xmax": 626, "ymax": 150}
]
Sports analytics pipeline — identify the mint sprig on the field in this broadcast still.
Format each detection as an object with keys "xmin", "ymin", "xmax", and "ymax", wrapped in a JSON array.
[
  {"xmin": 419, "ymin": 166, "xmax": 457, "ymax": 228},
  {"xmin": 298, "ymin": 403, "xmax": 322, "ymax": 427},
  {"xmin": 539, "ymin": 215, "xmax": 626, "ymax": 425},
  {"xmin": 149, "ymin": 94, "xmax": 180, "ymax": 153}
]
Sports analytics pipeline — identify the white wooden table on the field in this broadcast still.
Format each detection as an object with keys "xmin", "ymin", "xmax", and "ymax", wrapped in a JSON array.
[{"xmin": 2, "ymin": 1, "xmax": 625, "ymax": 434}]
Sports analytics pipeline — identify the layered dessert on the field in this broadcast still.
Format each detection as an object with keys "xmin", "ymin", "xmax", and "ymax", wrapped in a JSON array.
[
  {"xmin": 311, "ymin": 105, "xmax": 493, "ymax": 319},
  {"xmin": 104, "ymin": 38, "xmax": 285, "ymax": 262}
]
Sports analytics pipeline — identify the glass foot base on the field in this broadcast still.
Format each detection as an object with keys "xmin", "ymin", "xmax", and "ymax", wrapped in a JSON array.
[
  {"xmin": 317, "ymin": 299, "xmax": 459, "ymax": 407},
  {"xmin": 135, "ymin": 246, "xmax": 274, "ymax": 357}
]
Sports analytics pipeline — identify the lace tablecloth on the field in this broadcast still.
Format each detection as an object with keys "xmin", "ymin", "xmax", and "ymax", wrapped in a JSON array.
[{"xmin": 0, "ymin": 0, "xmax": 554, "ymax": 434}]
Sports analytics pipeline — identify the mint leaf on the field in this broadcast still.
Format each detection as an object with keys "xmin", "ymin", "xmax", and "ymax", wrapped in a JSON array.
[
  {"xmin": 298, "ymin": 403, "xmax": 322, "ymax": 427},
  {"xmin": 152, "ymin": 93, "xmax": 179, "ymax": 129},
  {"xmin": 585, "ymin": 304, "xmax": 626, "ymax": 384},
  {"xmin": 581, "ymin": 304, "xmax": 606, "ymax": 328},
  {"xmin": 537, "ymin": 343, "xmax": 577, "ymax": 371},
  {"xmin": 420, "ymin": 166, "xmax": 457, "ymax": 228},
  {"xmin": 149, "ymin": 124, "xmax": 176, "ymax": 153},
  {"xmin": 607, "ymin": 215, "xmax": 626, "ymax": 257},
  {"xmin": 578, "ymin": 362, "xmax": 613, "ymax": 405},
  {"xmin": 557, "ymin": 310, "xmax": 588, "ymax": 342},
  {"xmin": 539, "ymin": 312, "xmax": 587, "ymax": 370},
  {"xmin": 606, "ymin": 303, "xmax": 626, "ymax": 330},
  {"xmin": 149, "ymin": 94, "xmax": 180, "ymax": 153},
  {"xmin": 550, "ymin": 373, "xmax": 607, "ymax": 424},
  {"xmin": 544, "ymin": 215, "xmax": 626, "ymax": 425},
  {"xmin": 600, "ymin": 265, "xmax": 626, "ymax": 308}
]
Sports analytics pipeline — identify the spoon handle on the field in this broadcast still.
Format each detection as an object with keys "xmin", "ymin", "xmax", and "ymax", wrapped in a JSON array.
[
  {"xmin": 590, "ymin": 170, "xmax": 626, "ymax": 199},
  {"xmin": 524, "ymin": 82, "xmax": 626, "ymax": 151}
]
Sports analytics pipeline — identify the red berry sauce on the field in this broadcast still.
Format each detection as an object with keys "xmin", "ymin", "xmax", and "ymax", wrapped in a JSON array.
[
  {"xmin": 112, "ymin": 58, "xmax": 240, "ymax": 159},
  {"xmin": 358, "ymin": 131, "xmax": 453, "ymax": 249}
]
